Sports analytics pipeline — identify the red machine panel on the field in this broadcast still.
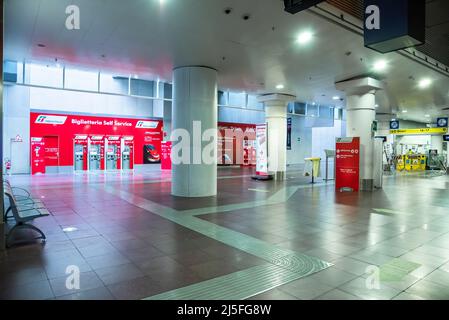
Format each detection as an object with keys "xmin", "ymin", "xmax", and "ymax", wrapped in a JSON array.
[
  {"xmin": 31, "ymin": 137, "xmax": 46, "ymax": 175},
  {"xmin": 161, "ymin": 141, "xmax": 172, "ymax": 171},
  {"xmin": 335, "ymin": 137, "xmax": 360, "ymax": 192},
  {"xmin": 74, "ymin": 135, "xmax": 88, "ymax": 171},
  {"xmin": 122, "ymin": 136, "xmax": 134, "ymax": 170},
  {"xmin": 89, "ymin": 135, "xmax": 105, "ymax": 171}
]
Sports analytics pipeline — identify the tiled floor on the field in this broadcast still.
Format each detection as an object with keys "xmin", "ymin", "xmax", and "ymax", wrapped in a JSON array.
[{"xmin": 1, "ymin": 168, "xmax": 449, "ymax": 300}]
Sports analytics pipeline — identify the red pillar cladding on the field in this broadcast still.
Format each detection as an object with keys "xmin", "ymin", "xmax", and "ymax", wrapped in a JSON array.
[{"xmin": 335, "ymin": 137, "xmax": 360, "ymax": 192}]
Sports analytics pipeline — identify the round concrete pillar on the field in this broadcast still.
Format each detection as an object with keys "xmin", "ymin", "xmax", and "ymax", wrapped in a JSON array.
[
  {"xmin": 346, "ymin": 92, "xmax": 376, "ymax": 191},
  {"xmin": 171, "ymin": 66, "xmax": 218, "ymax": 197}
]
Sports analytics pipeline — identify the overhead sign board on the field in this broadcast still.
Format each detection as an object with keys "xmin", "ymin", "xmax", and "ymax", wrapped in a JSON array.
[
  {"xmin": 390, "ymin": 128, "xmax": 448, "ymax": 135},
  {"xmin": 437, "ymin": 118, "xmax": 448, "ymax": 128},
  {"xmin": 284, "ymin": 0, "xmax": 325, "ymax": 14},
  {"xmin": 390, "ymin": 120, "xmax": 400, "ymax": 130},
  {"xmin": 364, "ymin": 0, "xmax": 426, "ymax": 53}
]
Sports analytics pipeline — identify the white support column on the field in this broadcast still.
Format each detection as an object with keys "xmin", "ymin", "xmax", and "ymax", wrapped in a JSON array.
[
  {"xmin": 258, "ymin": 94, "xmax": 296, "ymax": 181},
  {"xmin": 171, "ymin": 66, "xmax": 218, "ymax": 197},
  {"xmin": 1, "ymin": 2, "xmax": 5, "ymax": 252},
  {"xmin": 336, "ymin": 77, "xmax": 383, "ymax": 191}
]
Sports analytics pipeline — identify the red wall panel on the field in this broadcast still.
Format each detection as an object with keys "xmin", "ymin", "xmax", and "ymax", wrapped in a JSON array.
[{"xmin": 30, "ymin": 112, "xmax": 163, "ymax": 167}]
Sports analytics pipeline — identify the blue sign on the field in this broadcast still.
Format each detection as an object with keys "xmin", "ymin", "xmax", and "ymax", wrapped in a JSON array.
[
  {"xmin": 284, "ymin": 0, "xmax": 325, "ymax": 14},
  {"xmin": 364, "ymin": 0, "xmax": 425, "ymax": 53},
  {"xmin": 390, "ymin": 120, "xmax": 400, "ymax": 130},
  {"xmin": 287, "ymin": 118, "xmax": 292, "ymax": 150},
  {"xmin": 437, "ymin": 118, "xmax": 448, "ymax": 128}
]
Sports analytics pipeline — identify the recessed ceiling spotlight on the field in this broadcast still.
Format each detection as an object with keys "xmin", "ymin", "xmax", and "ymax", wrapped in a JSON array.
[
  {"xmin": 402, "ymin": 110, "xmax": 408, "ymax": 113},
  {"xmin": 242, "ymin": 14, "xmax": 251, "ymax": 21},
  {"xmin": 296, "ymin": 31, "xmax": 313, "ymax": 45},
  {"xmin": 223, "ymin": 8, "xmax": 233, "ymax": 15},
  {"xmin": 425, "ymin": 114, "xmax": 430, "ymax": 117},
  {"xmin": 375, "ymin": 104, "xmax": 379, "ymax": 108},
  {"xmin": 333, "ymin": 96, "xmax": 340, "ymax": 100},
  {"xmin": 133, "ymin": 74, "xmax": 139, "ymax": 79},
  {"xmin": 373, "ymin": 60, "xmax": 388, "ymax": 72},
  {"xmin": 37, "ymin": 44, "xmax": 46, "ymax": 48},
  {"xmin": 276, "ymin": 84, "xmax": 285, "ymax": 90},
  {"xmin": 419, "ymin": 78, "xmax": 432, "ymax": 89}
]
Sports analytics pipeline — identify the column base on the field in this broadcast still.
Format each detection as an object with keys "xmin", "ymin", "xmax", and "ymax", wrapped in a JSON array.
[
  {"xmin": 0, "ymin": 223, "xmax": 5, "ymax": 252},
  {"xmin": 360, "ymin": 179, "xmax": 374, "ymax": 191},
  {"xmin": 273, "ymin": 171, "xmax": 286, "ymax": 181}
]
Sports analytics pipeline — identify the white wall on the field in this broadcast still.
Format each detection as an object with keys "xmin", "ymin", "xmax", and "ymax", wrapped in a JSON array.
[
  {"xmin": 3, "ymin": 84, "xmax": 159, "ymax": 174},
  {"xmin": 3, "ymin": 85, "xmax": 30, "ymax": 174},
  {"xmin": 29, "ymin": 87, "xmax": 154, "ymax": 117}
]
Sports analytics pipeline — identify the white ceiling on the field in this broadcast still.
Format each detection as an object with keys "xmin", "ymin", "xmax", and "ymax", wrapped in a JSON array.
[{"xmin": 4, "ymin": 0, "xmax": 449, "ymax": 123}]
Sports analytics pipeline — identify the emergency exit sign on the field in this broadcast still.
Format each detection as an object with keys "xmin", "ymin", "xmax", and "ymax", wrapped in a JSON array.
[{"xmin": 284, "ymin": 0, "xmax": 325, "ymax": 14}]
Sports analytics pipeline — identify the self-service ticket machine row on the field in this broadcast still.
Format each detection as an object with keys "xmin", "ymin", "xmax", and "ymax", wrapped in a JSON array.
[{"xmin": 73, "ymin": 135, "xmax": 134, "ymax": 172}]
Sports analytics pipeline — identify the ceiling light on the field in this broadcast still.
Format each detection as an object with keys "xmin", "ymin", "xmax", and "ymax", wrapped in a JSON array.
[
  {"xmin": 296, "ymin": 31, "xmax": 313, "ymax": 44},
  {"xmin": 373, "ymin": 60, "xmax": 388, "ymax": 72},
  {"xmin": 333, "ymin": 96, "xmax": 340, "ymax": 100},
  {"xmin": 375, "ymin": 104, "xmax": 379, "ymax": 108},
  {"xmin": 425, "ymin": 114, "xmax": 430, "ymax": 117},
  {"xmin": 276, "ymin": 84, "xmax": 285, "ymax": 90},
  {"xmin": 419, "ymin": 78, "xmax": 432, "ymax": 89},
  {"xmin": 133, "ymin": 74, "xmax": 139, "ymax": 79},
  {"xmin": 402, "ymin": 110, "xmax": 408, "ymax": 113}
]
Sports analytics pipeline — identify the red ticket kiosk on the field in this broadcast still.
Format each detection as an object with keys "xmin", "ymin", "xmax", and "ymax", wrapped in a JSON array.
[
  {"xmin": 161, "ymin": 141, "xmax": 172, "ymax": 171},
  {"xmin": 74, "ymin": 135, "xmax": 88, "ymax": 171},
  {"xmin": 105, "ymin": 136, "xmax": 122, "ymax": 170},
  {"xmin": 121, "ymin": 136, "xmax": 134, "ymax": 170},
  {"xmin": 335, "ymin": 137, "xmax": 360, "ymax": 192},
  {"xmin": 31, "ymin": 137, "xmax": 46, "ymax": 175},
  {"xmin": 88, "ymin": 135, "xmax": 105, "ymax": 171}
]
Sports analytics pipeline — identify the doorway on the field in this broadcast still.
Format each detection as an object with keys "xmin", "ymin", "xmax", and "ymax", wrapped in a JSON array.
[{"xmin": 44, "ymin": 136, "xmax": 60, "ymax": 173}]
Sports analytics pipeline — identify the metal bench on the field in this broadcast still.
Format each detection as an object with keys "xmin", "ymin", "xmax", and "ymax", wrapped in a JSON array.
[
  {"xmin": 3, "ymin": 181, "xmax": 44, "ymax": 221},
  {"xmin": 3, "ymin": 185, "xmax": 50, "ymax": 248}
]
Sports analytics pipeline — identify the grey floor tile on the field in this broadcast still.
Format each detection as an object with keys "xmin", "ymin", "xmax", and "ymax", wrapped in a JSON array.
[
  {"xmin": 57, "ymin": 286, "xmax": 115, "ymax": 300},
  {"xmin": 94, "ymin": 263, "xmax": 144, "ymax": 286},
  {"xmin": 316, "ymin": 289, "xmax": 361, "ymax": 300},
  {"xmin": 406, "ymin": 279, "xmax": 449, "ymax": 300},
  {"xmin": 0, "ymin": 280, "xmax": 54, "ymax": 300},
  {"xmin": 248, "ymin": 289, "xmax": 298, "ymax": 300},
  {"xmin": 338, "ymin": 277, "xmax": 401, "ymax": 300},
  {"xmin": 309, "ymin": 267, "xmax": 358, "ymax": 287},
  {"xmin": 107, "ymin": 276, "xmax": 164, "ymax": 300},
  {"xmin": 278, "ymin": 277, "xmax": 333, "ymax": 300},
  {"xmin": 49, "ymin": 271, "xmax": 105, "ymax": 297}
]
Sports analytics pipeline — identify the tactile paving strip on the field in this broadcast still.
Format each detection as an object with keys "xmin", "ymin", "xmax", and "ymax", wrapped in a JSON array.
[
  {"xmin": 145, "ymin": 264, "xmax": 309, "ymax": 300},
  {"xmin": 102, "ymin": 185, "xmax": 332, "ymax": 300}
]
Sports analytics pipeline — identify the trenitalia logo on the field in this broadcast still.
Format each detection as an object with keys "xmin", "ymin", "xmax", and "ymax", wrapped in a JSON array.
[
  {"xmin": 136, "ymin": 121, "xmax": 159, "ymax": 129},
  {"xmin": 35, "ymin": 115, "xmax": 68, "ymax": 125}
]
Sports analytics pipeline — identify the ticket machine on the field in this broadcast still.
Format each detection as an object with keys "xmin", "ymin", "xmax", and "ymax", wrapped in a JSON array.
[
  {"xmin": 88, "ymin": 135, "xmax": 105, "ymax": 171},
  {"xmin": 105, "ymin": 136, "xmax": 121, "ymax": 170},
  {"xmin": 121, "ymin": 136, "xmax": 134, "ymax": 170},
  {"xmin": 73, "ymin": 135, "xmax": 88, "ymax": 171}
]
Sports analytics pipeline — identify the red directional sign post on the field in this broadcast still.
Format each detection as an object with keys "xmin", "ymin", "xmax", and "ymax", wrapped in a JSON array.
[{"xmin": 335, "ymin": 137, "xmax": 360, "ymax": 192}]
